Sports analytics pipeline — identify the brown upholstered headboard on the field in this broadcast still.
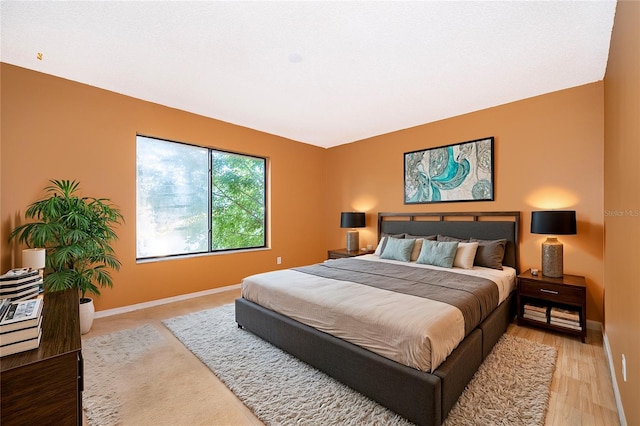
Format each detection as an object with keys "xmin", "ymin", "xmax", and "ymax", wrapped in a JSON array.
[{"xmin": 377, "ymin": 211, "xmax": 520, "ymax": 272}]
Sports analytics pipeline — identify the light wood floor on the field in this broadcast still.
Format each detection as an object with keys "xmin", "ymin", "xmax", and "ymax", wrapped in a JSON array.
[{"xmin": 83, "ymin": 288, "xmax": 620, "ymax": 426}]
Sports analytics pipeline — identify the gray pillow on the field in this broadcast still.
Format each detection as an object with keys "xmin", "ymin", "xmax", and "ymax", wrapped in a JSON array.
[
  {"xmin": 380, "ymin": 237, "xmax": 415, "ymax": 262},
  {"xmin": 470, "ymin": 238, "xmax": 507, "ymax": 270},
  {"xmin": 405, "ymin": 234, "xmax": 437, "ymax": 241},
  {"xmin": 416, "ymin": 240, "xmax": 459, "ymax": 268},
  {"xmin": 386, "ymin": 233, "xmax": 405, "ymax": 239},
  {"xmin": 437, "ymin": 234, "xmax": 468, "ymax": 243}
]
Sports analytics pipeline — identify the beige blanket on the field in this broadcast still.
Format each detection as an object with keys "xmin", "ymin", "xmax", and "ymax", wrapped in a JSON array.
[{"xmin": 241, "ymin": 256, "xmax": 515, "ymax": 372}]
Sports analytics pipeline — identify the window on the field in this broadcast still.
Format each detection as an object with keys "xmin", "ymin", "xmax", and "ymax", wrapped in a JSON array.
[{"xmin": 136, "ymin": 135, "xmax": 267, "ymax": 259}]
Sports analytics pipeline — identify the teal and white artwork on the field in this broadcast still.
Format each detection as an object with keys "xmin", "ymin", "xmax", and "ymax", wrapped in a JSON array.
[{"xmin": 404, "ymin": 137, "xmax": 494, "ymax": 204}]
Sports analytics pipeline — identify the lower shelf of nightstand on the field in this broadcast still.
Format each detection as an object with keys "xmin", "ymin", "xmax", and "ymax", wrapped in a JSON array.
[
  {"xmin": 517, "ymin": 316, "xmax": 585, "ymax": 340},
  {"xmin": 517, "ymin": 298, "xmax": 586, "ymax": 342}
]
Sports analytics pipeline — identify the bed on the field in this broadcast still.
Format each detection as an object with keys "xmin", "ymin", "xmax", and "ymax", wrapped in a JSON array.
[{"xmin": 235, "ymin": 211, "xmax": 520, "ymax": 426}]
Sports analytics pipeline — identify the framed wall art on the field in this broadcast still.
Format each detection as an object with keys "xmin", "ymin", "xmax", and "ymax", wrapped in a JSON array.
[{"xmin": 404, "ymin": 136, "xmax": 494, "ymax": 204}]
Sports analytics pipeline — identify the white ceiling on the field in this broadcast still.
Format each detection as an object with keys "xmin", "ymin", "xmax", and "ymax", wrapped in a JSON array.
[{"xmin": 1, "ymin": 1, "xmax": 616, "ymax": 148}]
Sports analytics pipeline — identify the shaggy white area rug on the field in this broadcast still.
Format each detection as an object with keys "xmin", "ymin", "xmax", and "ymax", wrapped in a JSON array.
[
  {"xmin": 163, "ymin": 304, "xmax": 557, "ymax": 426},
  {"xmin": 82, "ymin": 325, "xmax": 166, "ymax": 425}
]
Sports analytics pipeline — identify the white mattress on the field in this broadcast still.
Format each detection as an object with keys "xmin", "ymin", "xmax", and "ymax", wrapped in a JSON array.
[{"xmin": 241, "ymin": 255, "xmax": 516, "ymax": 372}]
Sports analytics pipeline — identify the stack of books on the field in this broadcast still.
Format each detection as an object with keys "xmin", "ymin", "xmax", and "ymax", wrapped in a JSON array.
[
  {"xmin": 0, "ymin": 298, "xmax": 44, "ymax": 357},
  {"xmin": 523, "ymin": 303, "xmax": 548, "ymax": 323},
  {"xmin": 550, "ymin": 307, "xmax": 581, "ymax": 330},
  {"xmin": 0, "ymin": 268, "xmax": 42, "ymax": 301}
]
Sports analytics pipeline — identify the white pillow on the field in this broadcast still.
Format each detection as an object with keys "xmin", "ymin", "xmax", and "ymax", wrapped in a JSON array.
[
  {"xmin": 453, "ymin": 242, "xmax": 479, "ymax": 269},
  {"xmin": 374, "ymin": 236, "xmax": 387, "ymax": 256}
]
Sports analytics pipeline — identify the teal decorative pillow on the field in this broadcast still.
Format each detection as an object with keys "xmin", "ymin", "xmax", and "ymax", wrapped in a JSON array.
[
  {"xmin": 404, "ymin": 235, "xmax": 437, "ymax": 261},
  {"xmin": 380, "ymin": 237, "xmax": 415, "ymax": 262},
  {"xmin": 416, "ymin": 240, "xmax": 459, "ymax": 268},
  {"xmin": 374, "ymin": 233, "xmax": 405, "ymax": 256}
]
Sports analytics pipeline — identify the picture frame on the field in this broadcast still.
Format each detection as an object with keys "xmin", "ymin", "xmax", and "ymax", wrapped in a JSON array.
[{"xmin": 404, "ymin": 136, "xmax": 494, "ymax": 204}]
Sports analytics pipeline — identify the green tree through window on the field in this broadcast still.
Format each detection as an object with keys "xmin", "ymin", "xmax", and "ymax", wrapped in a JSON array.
[
  {"xmin": 211, "ymin": 151, "xmax": 266, "ymax": 250},
  {"xmin": 136, "ymin": 136, "xmax": 267, "ymax": 259}
]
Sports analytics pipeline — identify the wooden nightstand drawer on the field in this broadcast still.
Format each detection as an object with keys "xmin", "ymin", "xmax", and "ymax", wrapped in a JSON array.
[{"xmin": 519, "ymin": 279, "xmax": 584, "ymax": 304}]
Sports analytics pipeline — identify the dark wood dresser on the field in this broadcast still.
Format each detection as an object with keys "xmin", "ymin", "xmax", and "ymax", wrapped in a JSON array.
[{"xmin": 1, "ymin": 288, "xmax": 83, "ymax": 425}]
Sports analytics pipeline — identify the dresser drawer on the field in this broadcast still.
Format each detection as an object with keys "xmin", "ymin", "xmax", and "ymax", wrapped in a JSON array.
[{"xmin": 519, "ymin": 279, "xmax": 584, "ymax": 305}]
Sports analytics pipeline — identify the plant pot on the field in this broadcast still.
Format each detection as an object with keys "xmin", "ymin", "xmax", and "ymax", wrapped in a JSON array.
[{"xmin": 79, "ymin": 297, "xmax": 95, "ymax": 334}]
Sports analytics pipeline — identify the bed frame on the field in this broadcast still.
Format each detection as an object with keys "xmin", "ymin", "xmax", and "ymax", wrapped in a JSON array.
[{"xmin": 236, "ymin": 211, "xmax": 520, "ymax": 426}]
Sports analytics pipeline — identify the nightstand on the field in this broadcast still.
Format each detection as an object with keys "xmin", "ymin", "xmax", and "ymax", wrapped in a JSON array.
[
  {"xmin": 327, "ymin": 248, "xmax": 375, "ymax": 259},
  {"xmin": 517, "ymin": 269, "xmax": 587, "ymax": 342}
]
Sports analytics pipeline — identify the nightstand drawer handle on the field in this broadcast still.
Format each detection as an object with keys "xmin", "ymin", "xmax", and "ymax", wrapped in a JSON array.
[{"xmin": 540, "ymin": 289, "xmax": 559, "ymax": 295}]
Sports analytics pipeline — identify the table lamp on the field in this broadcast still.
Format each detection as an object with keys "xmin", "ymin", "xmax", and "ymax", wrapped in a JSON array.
[
  {"xmin": 340, "ymin": 212, "xmax": 365, "ymax": 252},
  {"xmin": 531, "ymin": 210, "xmax": 576, "ymax": 278}
]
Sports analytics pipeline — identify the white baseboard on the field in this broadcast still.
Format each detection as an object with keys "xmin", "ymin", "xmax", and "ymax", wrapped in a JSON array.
[
  {"xmin": 603, "ymin": 331, "xmax": 627, "ymax": 426},
  {"xmin": 93, "ymin": 284, "xmax": 241, "ymax": 319},
  {"xmin": 587, "ymin": 319, "xmax": 602, "ymax": 331}
]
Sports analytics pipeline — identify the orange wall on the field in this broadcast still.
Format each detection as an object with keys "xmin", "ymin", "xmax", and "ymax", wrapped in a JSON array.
[
  {"xmin": 604, "ymin": 1, "xmax": 640, "ymax": 423},
  {"xmin": 0, "ymin": 63, "xmax": 328, "ymax": 311},
  {"xmin": 1, "ymin": 63, "xmax": 606, "ymax": 325},
  {"xmin": 325, "ymin": 82, "xmax": 605, "ymax": 323}
]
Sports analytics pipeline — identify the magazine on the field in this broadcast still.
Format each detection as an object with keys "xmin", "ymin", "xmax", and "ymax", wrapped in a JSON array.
[{"xmin": 0, "ymin": 299, "xmax": 43, "ymax": 333}]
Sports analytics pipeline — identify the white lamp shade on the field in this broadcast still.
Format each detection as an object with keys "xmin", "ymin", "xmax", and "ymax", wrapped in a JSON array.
[{"xmin": 22, "ymin": 248, "xmax": 46, "ymax": 270}]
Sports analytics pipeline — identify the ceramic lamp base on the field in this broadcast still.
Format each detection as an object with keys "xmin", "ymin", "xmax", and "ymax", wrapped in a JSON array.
[
  {"xmin": 541, "ymin": 237, "xmax": 563, "ymax": 278},
  {"xmin": 346, "ymin": 230, "xmax": 359, "ymax": 252}
]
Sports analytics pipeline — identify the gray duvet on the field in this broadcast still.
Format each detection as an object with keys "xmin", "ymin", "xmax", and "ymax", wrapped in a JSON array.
[
  {"xmin": 294, "ymin": 258, "xmax": 498, "ymax": 335},
  {"xmin": 241, "ymin": 256, "xmax": 514, "ymax": 372}
]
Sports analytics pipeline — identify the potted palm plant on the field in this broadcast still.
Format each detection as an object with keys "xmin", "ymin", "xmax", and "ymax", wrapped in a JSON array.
[{"xmin": 9, "ymin": 179, "xmax": 124, "ymax": 334}]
